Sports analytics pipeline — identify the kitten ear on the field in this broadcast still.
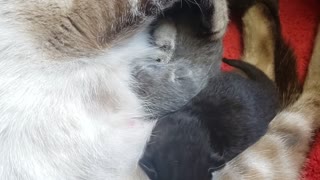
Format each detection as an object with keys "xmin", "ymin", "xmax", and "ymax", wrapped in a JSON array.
[
  {"xmin": 139, "ymin": 157, "xmax": 158, "ymax": 180},
  {"xmin": 208, "ymin": 153, "xmax": 226, "ymax": 173}
]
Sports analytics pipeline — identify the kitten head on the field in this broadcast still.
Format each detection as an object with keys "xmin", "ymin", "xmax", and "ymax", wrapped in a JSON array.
[{"xmin": 139, "ymin": 113, "xmax": 225, "ymax": 180}]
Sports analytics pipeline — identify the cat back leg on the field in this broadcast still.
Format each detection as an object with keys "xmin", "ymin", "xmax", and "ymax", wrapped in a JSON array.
[
  {"xmin": 241, "ymin": 3, "xmax": 276, "ymax": 80},
  {"xmin": 211, "ymin": 0, "xmax": 229, "ymax": 39},
  {"xmin": 304, "ymin": 24, "xmax": 320, "ymax": 92},
  {"xmin": 213, "ymin": 23, "xmax": 320, "ymax": 180},
  {"xmin": 199, "ymin": 0, "xmax": 230, "ymax": 40},
  {"xmin": 237, "ymin": 0, "xmax": 302, "ymax": 107}
]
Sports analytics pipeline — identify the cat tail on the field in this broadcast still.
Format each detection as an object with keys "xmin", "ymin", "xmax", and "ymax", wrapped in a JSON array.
[{"xmin": 222, "ymin": 58, "xmax": 272, "ymax": 84}]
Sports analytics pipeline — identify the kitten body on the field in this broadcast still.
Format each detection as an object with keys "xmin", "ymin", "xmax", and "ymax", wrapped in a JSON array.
[{"xmin": 139, "ymin": 59, "xmax": 279, "ymax": 180}]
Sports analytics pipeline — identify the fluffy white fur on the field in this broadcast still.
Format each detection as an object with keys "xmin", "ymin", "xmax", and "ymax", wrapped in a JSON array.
[
  {"xmin": 0, "ymin": 6, "xmax": 156, "ymax": 180},
  {"xmin": 0, "ymin": 0, "xmax": 230, "ymax": 179}
]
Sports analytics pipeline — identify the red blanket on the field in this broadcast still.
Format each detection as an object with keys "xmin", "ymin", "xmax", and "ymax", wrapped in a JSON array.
[{"xmin": 223, "ymin": 0, "xmax": 320, "ymax": 179}]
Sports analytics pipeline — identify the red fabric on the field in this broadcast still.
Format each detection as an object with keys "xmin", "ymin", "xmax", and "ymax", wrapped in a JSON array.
[{"xmin": 222, "ymin": 0, "xmax": 320, "ymax": 179}]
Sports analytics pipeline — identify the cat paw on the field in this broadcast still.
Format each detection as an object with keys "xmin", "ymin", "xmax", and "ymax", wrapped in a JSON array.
[
  {"xmin": 211, "ymin": 0, "xmax": 229, "ymax": 40},
  {"xmin": 197, "ymin": 0, "xmax": 229, "ymax": 40}
]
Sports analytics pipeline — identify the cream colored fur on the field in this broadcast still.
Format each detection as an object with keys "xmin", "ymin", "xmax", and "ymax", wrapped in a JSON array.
[{"xmin": 212, "ymin": 7, "xmax": 320, "ymax": 180}]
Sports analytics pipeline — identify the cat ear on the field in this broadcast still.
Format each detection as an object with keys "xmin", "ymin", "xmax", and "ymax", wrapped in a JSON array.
[
  {"xmin": 139, "ymin": 157, "xmax": 158, "ymax": 180},
  {"xmin": 208, "ymin": 153, "xmax": 226, "ymax": 173}
]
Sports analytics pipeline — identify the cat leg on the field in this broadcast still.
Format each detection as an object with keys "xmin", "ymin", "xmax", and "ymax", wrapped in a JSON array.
[
  {"xmin": 133, "ymin": 0, "xmax": 228, "ymax": 64},
  {"xmin": 212, "ymin": 24, "xmax": 320, "ymax": 180},
  {"xmin": 211, "ymin": 0, "xmax": 229, "ymax": 39},
  {"xmin": 241, "ymin": 2, "xmax": 276, "ymax": 80},
  {"xmin": 304, "ymin": 24, "xmax": 320, "ymax": 93},
  {"xmin": 269, "ymin": 24, "xmax": 320, "ymax": 179},
  {"xmin": 147, "ymin": 0, "xmax": 229, "ymax": 41},
  {"xmin": 295, "ymin": 24, "xmax": 320, "ymax": 129},
  {"xmin": 196, "ymin": 0, "xmax": 229, "ymax": 40},
  {"xmin": 239, "ymin": 0, "xmax": 302, "ymax": 107}
]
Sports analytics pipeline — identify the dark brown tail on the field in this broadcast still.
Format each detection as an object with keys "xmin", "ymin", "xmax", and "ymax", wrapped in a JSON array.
[{"xmin": 223, "ymin": 58, "xmax": 272, "ymax": 83}]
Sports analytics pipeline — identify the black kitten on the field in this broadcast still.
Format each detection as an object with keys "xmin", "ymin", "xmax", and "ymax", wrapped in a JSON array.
[{"xmin": 139, "ymin": 59, "xmax": 280, "ymax": 180}]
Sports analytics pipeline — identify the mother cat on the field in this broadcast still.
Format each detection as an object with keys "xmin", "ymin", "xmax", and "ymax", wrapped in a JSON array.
[{"xmin": 0, "ymin": 0, "xmax": 229, "ymax": 179}]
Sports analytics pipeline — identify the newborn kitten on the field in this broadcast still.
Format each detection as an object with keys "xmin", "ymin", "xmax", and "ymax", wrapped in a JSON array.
[
  {"xmin": 139, "ymin": 59, "xmax": 279, "ymax": 180},
  {"xmin": 133, "ymin": 8, "xmax": 224, "ymax": 118}
]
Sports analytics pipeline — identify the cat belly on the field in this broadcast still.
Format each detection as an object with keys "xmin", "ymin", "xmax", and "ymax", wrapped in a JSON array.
[
  {"xmin": 0, "ymin": 17, "xmax": 155, "ymax": 180},
  {"xmin": 0, "ymin": 53, "xmax": 154, "ymax": 179}
]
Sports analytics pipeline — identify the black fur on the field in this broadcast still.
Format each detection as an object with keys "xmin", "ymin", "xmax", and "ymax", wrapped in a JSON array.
[{"xmin": 139, "ymin": 59, "xmax": 279, "ymax": 180}]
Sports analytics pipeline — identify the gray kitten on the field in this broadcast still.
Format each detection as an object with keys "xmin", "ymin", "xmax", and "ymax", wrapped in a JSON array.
[{"xmin": 132, "ymin": 10, "xmax": 223, "ymax": 117}]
